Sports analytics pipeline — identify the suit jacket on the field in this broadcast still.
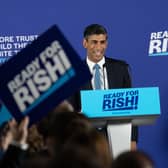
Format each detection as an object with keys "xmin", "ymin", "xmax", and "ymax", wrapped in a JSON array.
[
  {"xmin": 68, "ymin": 57, "xmax": 138, "ymax": 141},
  {"xmin": 69, "ymin": 57, "xmax": 131, "ymax": 109},
  {"xmin": 83, "ymin": 57, "xmax": 131, "ymax": 89}
]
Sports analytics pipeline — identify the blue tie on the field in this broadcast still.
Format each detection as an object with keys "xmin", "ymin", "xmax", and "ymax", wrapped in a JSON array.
[{"xmin": 93, "ymin": 64, "xmax": 101, "ymax": 89}]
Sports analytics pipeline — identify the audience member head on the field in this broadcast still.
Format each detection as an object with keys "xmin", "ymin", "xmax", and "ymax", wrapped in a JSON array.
[
  {"xmin": 37, "ymin": 100, "xmax": 74, "ymax": 138},
  {"xmin": 37, "ymin": 100, "xmax": 92, "ymax": 157},
  {"xmin": 112, "ymin": 150, "xmax": 155, "ymax": 168},
  {"xmin": 55, "ymin": 128, "xmax": 112, "ymax": 168},
  {"xmin": 27, "ymin": 124, "xmax": 45, "ymax": 154}
]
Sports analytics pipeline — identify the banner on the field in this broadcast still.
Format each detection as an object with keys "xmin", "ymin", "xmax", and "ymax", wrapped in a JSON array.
[
  {"xmin": 0, "ymin": 25, "xmax": 91, "ymax": 125},
  {"xmin": 81, "ymin": 87, "xmax": 160, "ymax": 119}
]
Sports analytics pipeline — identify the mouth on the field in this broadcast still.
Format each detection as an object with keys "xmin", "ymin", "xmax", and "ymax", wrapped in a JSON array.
[{"xmin": 94, "ymin": 51, "xmax": 103, "ymax": 57}]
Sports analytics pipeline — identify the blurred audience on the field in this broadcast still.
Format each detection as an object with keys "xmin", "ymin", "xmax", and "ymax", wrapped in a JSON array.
[
  {"xmin": 0, "ymin": 122, "xmax": 11, "ymax": 155},
  {"xmin": 55, "ymin": 128, "xmax": 112, "ymax": 168},
  {"xmin": 112, "ymin": 150, "xmax": 155, "ymax": 168},
  {"xmin": 0, "ymin": 100, "xmax": 155, "ymax": 168},
  {"xmin": 37, "ymin": 101, "xmax": 93, "ymax": 158},
  {"xmin": 0, "ymin": 117, "xmax": 29, "ymax": 167},
  {"xmin": 27, "ymin": 124, "xmax": 45, "ymax": 154}
]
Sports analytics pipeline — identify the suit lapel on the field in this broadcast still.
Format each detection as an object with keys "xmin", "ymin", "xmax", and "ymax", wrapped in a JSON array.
[
  {"xmin": 82, "ymin": 60, "xmax": 93, "ymax": 90},
  {"xmin": 105, "ymin": 58, "xmax": 115, "ymax": 89}
]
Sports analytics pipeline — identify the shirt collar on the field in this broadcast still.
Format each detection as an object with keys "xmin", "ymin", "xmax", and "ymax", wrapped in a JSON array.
[{"xmin": 86, "ymin": 57, "xmax": 105, "ymax": 72}]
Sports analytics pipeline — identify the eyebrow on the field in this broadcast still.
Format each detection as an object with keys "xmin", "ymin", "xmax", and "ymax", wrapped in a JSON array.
[{"xmin": 91, "ymin": 40, "xmax": 106, "ymax": 43}]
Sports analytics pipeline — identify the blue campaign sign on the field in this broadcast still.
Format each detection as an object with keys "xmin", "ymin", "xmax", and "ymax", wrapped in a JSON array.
[
  {"xmin": 81, "ymin": 87, "xmax": 161, "ymax": 119},
  {"xmin": 0, "ymin": 104, "xmax": 12, "ymax": 126},
  {"xmin": 0, "ymin": 25, "xmax": 91, "ymax": 125}
]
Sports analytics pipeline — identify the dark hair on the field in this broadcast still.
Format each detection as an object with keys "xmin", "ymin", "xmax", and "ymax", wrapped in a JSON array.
[
  {"xmin": 112, "ymin": 150, "xmax": 155, "ymax": 168},
  {"xmin": 83, "ymin": 24, "xmax": 108, "ymax": 39},
  {"xmin": 37, "ymin": 101, "xmax": 74, "ymax": 138},
  {"xmin": 47, "ymin": 111, "xmax": 91, "ymax": 143},
  {"xmin": 55, "ymin": 128, "xmax": 112, "ymax": 168}
]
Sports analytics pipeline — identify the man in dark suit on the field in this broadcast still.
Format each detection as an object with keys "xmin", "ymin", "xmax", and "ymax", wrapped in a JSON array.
[{"xmin": 69, "ymin": 24, "xmax": 138, "ymax": 150}]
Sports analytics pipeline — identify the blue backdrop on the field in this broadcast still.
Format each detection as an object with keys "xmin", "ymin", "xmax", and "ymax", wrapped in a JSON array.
[{"xmin": 1, "ymin": 0, "xmax": 168, "ymax": 167}]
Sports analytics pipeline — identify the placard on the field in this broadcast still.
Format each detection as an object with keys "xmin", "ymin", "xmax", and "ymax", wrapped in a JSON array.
[{"xmin": 0, "ymin": 25, "xmax": 91, "ymax": 125}]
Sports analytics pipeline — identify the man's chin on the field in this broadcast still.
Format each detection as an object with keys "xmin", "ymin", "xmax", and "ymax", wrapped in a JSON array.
[
  {"xmin": 88, "ymin": 55, "xmax": 103, "ymax": 62},
  {"xmin": 95, "ymin": 56, "xmax": 103, "ymax": 62}
]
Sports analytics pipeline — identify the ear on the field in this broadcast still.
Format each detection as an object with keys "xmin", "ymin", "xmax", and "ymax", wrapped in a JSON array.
[{"xmin": 83, "ymin": 39, "xmax": 87, "ymax": 48}]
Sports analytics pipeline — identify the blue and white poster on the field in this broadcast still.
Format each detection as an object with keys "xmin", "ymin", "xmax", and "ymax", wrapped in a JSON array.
[
  {"xmin": 81, "ymin": 87, "xmax": 160, "ymax": 119},
  {"xmin": 0, "ymin": 25, "xmax": 91, "ymax": 125}
]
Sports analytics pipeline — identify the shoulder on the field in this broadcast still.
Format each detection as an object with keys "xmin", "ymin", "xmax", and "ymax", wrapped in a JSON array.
[{"xmin": 105, "ymin": 57, "xmax": 129, "ymax": 67}]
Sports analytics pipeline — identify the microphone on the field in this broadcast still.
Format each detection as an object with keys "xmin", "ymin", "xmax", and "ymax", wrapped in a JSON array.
[{"xmin": 102, "ymin": 63, "xmax": 106, "ymax": 90}]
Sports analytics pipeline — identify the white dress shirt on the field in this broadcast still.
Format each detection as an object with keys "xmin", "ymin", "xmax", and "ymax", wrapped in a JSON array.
[{"xmin": 86, "ymin": 57, "xmax": 109, "ymax": 89}]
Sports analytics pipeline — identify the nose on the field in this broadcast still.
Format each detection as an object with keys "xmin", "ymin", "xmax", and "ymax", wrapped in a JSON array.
[{"xmin": 95, "ymin": 42, "xmax": 103, "ymax": 50}]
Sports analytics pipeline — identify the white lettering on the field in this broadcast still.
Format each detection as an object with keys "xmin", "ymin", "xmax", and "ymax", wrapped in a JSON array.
[
  {"xmin": 149, "ymin": 40, "xmax": 162, "ymax": 54},
  {"xmin": 0, "ymin": 36, "xmax": 14, "ymax": 43},
  {"xmin": 13, "ymin": 87, "xmax": 34, "ymax": 112},
  {"xmin": 7, "ymin": 40, "xmax": 72, "ymax": 112},
  {"xmin": 33, "ymin": 70, "xmax": 52, "ymax": 91}
]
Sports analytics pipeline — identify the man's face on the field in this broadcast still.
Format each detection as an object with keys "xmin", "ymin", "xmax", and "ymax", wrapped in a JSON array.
[{"xmin": 83, "ymin": 34, "xmax": 108, "ymax": 63}]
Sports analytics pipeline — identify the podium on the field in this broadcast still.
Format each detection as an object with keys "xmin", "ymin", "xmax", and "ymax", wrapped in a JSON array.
[{"xmin": 81, "ymin": 87, "xmax": 161, "ymax": 158}]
